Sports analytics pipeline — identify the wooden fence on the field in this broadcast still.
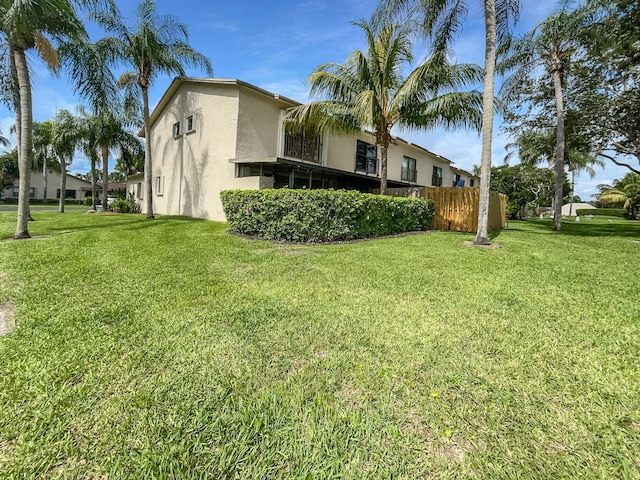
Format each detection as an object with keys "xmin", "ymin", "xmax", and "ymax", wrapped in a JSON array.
[{"xmin": 385, "ymin": 187, "xmax": 507, "ymax": 233}]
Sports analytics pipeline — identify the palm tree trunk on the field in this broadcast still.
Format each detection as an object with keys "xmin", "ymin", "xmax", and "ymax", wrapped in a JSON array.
[
  {"xmin": 13, "ymin": 47, "xmax": 33, "ymax": 239},
  {"xmin": 474, "ymin": 0, "xmax": 497, "ymax": 246},
  {"xmin": 43, "ymin": 158, "xmax": 48, "ymax": 205},
  {"xmin": 101, "ymin": 146, "xmax": 109, "ymax": 210},
  {"xmin": 552, "ymin": 66, "xmax": 565, "ymax": 231},
  {"xmin": 569, "ymin": 169, "xmax": 575, "ymax": 216},
  {"xmin": 91, "ymin": 154, "xmax": 97, "ymax": 210},
  {"xmin": 59, "ymin": 157, "xmax": 66, "ymax": 213},
  {"xmin": 142, "ymin": 86, "xmax": 154, "ymax": 218},
  {"xmin": 380, "ymin": 142, "xmax": 388, "ymax": 195}
]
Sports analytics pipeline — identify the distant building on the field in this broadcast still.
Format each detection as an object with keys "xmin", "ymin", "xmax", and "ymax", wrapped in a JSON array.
[
  {"xmin": 3, "ymin": 170, "xmax": 93, "ymax": 201},
  {"xmin": 129, "ymin": 77, "xmax": 480, "ymax": 221}
]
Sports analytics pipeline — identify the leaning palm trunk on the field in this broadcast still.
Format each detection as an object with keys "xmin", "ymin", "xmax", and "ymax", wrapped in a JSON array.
[
  {"xmin": 552, "ymin": 66, "xmax": 565, "ymax": 231},
  {"xmin": 13, "ymin": 47, "xmax": 33, "ymax": 239},
  {"xmin": 380, "ymin": 139, "xmax": 389, "ymax": 195},
  {"xmin": 101, "ymin": 146, "xmax": 109, "ymax": 210},
  {"xmin": 142, "ymin": 86, "xmax": 154, "ymax": 218},
  {"xmin": 59, "ymin": 157, "xmax": 66, "ymax": 213},
  {"xmin": 474, "ymin": 0, "xmax": 497, "ymax": 245},
  {"xmin": 569, "ymin": 169, "xmax": 575, "ymax": 216}
]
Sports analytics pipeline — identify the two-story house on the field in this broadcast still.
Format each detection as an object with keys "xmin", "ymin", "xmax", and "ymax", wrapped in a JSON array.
[{"xmin": 129, "ymin": 78, "xmax": 479, "ymax": 221}]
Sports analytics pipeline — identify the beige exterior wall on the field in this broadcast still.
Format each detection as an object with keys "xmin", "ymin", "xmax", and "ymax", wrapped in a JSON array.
[{"xmin": 3, "ymin": 171, "xmax": 92, "ymax": 201}]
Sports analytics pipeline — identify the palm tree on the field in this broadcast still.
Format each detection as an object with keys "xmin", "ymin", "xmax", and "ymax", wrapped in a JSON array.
[
  {"xmin": 499, "ymin": 11, "xmax": 584, "ymax": 231},
  {"xmin": 93, "ymin": 0, "xmax": 212, "ymax": 219},
  {"xmin": 0, "ymin": 0, "xmax": 87, "ymax": 238},
  {"xmin": 77, "ymin": 108, "xmax": 144, "ymax": 210},
  {"xmin": 596, "ymin": 173, "xmax": 640, "ymax": 218},
  {"xmin": 32, "ymin": 120, "xmax": 59, "ymax": 205},
  {"xmin": 377, "ymin": 0, "xmax": 521, "ymax": 244},
  {"xmin": 51, "ymin": 110, "xmax": 81, "ymax": 213},
  {"xmin": 286, "ymin": 18, "xmax": 483, "ymax": 195}
]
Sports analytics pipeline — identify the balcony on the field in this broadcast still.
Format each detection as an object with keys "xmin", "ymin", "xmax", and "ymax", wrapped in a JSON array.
[
  {"xmin": 401, "ymin": 167, "xmax": 417, "ymax": 183},
  {"xmin": 283, "ymin": 133, "xmax": 322, "ymax": 164}
]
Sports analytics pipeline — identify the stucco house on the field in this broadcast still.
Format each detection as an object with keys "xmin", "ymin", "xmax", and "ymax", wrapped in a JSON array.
[
  {"xmin": 128, "ymin": 77, "xmax": 479, "ymax": 221},
  {"xmin": 3, "ymin": 170, "xmax": 93, "ymax": 202},
  {"xmin": 562, "ymin": 202, "xmax": 596, "ymax": 216}
]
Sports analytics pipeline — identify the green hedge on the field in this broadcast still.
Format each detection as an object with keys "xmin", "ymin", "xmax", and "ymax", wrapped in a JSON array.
[
  {"xmin": 576, "ymin": 208, "xmax": 626, "ymax": 217},
  {"xmin": 221, "ymin": 189, "xmax": 434, "ymax": 243}
]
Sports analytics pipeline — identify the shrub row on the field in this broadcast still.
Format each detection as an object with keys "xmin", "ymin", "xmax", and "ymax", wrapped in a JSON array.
[
  {"xmin": 576, "ymin": 208, "xmax": 626, "ymax": 217},
  {"xmin": 221, "ymin": 189, "xmax": 434, "ymax": 243}
]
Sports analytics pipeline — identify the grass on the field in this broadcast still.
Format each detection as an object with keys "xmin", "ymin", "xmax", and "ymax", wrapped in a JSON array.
[{"xmin": 1, "ymin": 211, "xmax": 639, "ymax": 478}]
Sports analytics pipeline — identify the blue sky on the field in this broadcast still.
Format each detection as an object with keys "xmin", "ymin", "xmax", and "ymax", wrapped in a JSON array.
[{"xmin": 0, "ymin": 0, "xmax": 629, "ymax": 199}]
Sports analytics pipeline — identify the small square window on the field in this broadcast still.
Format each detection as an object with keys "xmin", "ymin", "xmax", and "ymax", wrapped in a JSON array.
[
  {"xmin": 186, "ymin": 115, "xmax": 194, "ymax": 132},
  {"xmin": 173, "ymin": 122, "xmax": 181, "ymax": 138}
]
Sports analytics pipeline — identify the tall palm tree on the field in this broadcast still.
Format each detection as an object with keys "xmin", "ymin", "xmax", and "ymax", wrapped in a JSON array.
[
  {"xmin": 0, "ymin": 0, "xmax": 87, "ymax": 238},
  {"xmin": 77, "ymin": 107, "xmax": 144, "ymax": 209},
  {"xmin": 499, "ymin": 11, "xmax": 583, "ymax": 231},
  {"xmin": 32, "ymin": 120, "xmax": 59, "ymax": 205},
  {"xmin": 286, "ymin": 18, "xmax": 483, "ymax": 194},
  {"xmin": 377, "ymin": 0, "xmax": 521, "ymax": 244},
  {"xmin": 93, "ymin": 0, "xmax": 212, "ymax": 219},
  {"xmin": 51, "ymin": 110, "xmax": 81, "ymax": 213}
]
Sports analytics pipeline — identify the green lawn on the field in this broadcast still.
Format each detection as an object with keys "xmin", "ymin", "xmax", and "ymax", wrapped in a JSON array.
[{"xmin": 1, "ymin": 212, "xmax": 639, "ymax": 478}]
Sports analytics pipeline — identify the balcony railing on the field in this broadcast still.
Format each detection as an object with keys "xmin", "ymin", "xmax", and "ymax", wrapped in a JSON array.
[
  {"xmin": 401, "ymin": 167, "xmax": 417, "ymax": 183},
  {"xmin": 431, "ymin": 175, "xmax": 443, "ymax": 187},
  {"xmin": 355, "ymin": 154, "xmax": 378, "ymax": 174},
  {"xmin": 284, "ymin": 133, "xmax": 322, "ymax": 163}
]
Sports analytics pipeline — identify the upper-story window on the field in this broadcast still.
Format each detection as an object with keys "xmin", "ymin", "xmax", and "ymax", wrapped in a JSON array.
[
  {"xmin": 173, "ymin": 121, "xmax": 181, "ymax": 138},
  {"xmin": 432, "ymin": 166, "xmax": 443, "ymax": 187},
  {"xmin": 453, "ymin": 173, "xmax": 461, "ymax": 186},
  {"xmin": 283, "ymin": 129, "xmax": 322, "ymax": 163},
  {"xmin": 402, "ymin": 156, "xmax": 417, "ymax": 183},
  {"xmin": 469, "ymin": 179, "xmax": 475, "ymax": 187},
  {"xmin": 186, "ymin": 115, "xmax": 194, "ymax": 133},
  {"xmin": 355, "ymin": 139, "xmax": 377, "ymax": 174}
]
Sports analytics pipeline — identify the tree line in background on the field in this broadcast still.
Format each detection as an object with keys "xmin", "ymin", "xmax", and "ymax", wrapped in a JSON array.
[{"xmin": 1, "ymin": 0, "xmax": 638, "ymax": 239}]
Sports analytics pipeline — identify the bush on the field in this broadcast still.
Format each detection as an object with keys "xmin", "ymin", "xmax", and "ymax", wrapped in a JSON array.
[
  {"xmin": 84, "ymin": 196, "xmax": 93, "ymax": 206},
  {"xmin": 109, "ymin": 195, "xmax": 141, "ymax": 214},
  {"xmin": 576, "ymin": 208, "xmax": 626, "ymax": 217},
  {"xmin": 221, "ymin": 189, "xmax": 434, "ymax": 243}
]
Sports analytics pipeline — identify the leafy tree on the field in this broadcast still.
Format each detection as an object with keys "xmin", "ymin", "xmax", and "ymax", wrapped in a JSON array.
[
  {"xmin": 0, "ymin": 148, "xmax": 18, "ymax": 194},
  {"xmin": 377, "ymin": 0, "xmax": 521, "ymax": 244},
  {"xmin": 286, "ymin": 18, "xmax": 483, "ymax": 195},
  {"xmin": 94, "ymin": 0, "xmax": 212, "ymax": 219},
  {"xmin": 490, "ymin": 163, "xmax": 565, "ymax": 218},
  {"xmin": 0, "ymin": 0, "xmax": 88, "ymax": 237}
]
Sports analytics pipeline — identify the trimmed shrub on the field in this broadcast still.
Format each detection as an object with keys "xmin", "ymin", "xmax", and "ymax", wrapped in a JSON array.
[
  {"xmin": 221, "ymin": 189, "xmax": 434, "ymax": 243},
  {"xmin": 109, "ymin": 196, "xmax": 141, "ymax": 214},
  {"xmin": 83, "ymin": 196, "xmax": 93, "ymax": 206},
  {"xmin": 576, "ymin": 208, "xmax": 626, "ymax": 217}
]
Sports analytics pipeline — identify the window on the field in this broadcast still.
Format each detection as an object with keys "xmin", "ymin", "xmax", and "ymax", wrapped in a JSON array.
[
  {"xmin": 237, "ymin": 164, "xmax": 262, "ymax": 177},
  {"xmin": 186, "ymin": 115, "xmax": 194, "ymax": 133},
  {"xmin": 56, "ymin": 189, "xmax": 77, "ymax": 199},
  {"xmin": 137, "ymin": 182, "xmax": 143, "ymax": 199},
  {"xmin": 155, "ymin": 176, "xmax": 164, "ymax": 196},
  {"xmin": 401, "ymin": 156, "xmax": 417, "ymax": 183},
  {"xmin": 469, "ymin": 179, "xmax": 475, "ymax": 187},
  {"xmin": 453, "ymin": 173, "xmax": 461, "ymax": 186},
  {"xmin": 432, "ymin": 166, "xmax": 443, "ymax": 187},
  {"xmin": 355, "ymin": 140, "xmax": 377, "ymax": 174},
  {"xmin": 173, "ymin": 121, "xmax": 181, "ymax": 138},
  {"xmin": 283, "ymin": 130, "xmax": 322, "ymax": 163},
  {"xmin": 13, "ymin": 187, "xmax": 36, "ymax": 198}
]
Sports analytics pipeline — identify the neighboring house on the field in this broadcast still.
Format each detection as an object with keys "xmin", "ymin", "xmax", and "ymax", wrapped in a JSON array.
[
  {"xmin": 3, "ymin": 170, "xmax": 94, "ymax": 202},
  {"xmin": 562, "ymin": 202, "xmax": 596, "ymax": 216},
  {"xmin": 129, "ymin": 77, "xmax": 480, "ymax": 221},
  {"xmin": 451, "ymin": 167, "xmax": 478, "ymax": 187}
]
